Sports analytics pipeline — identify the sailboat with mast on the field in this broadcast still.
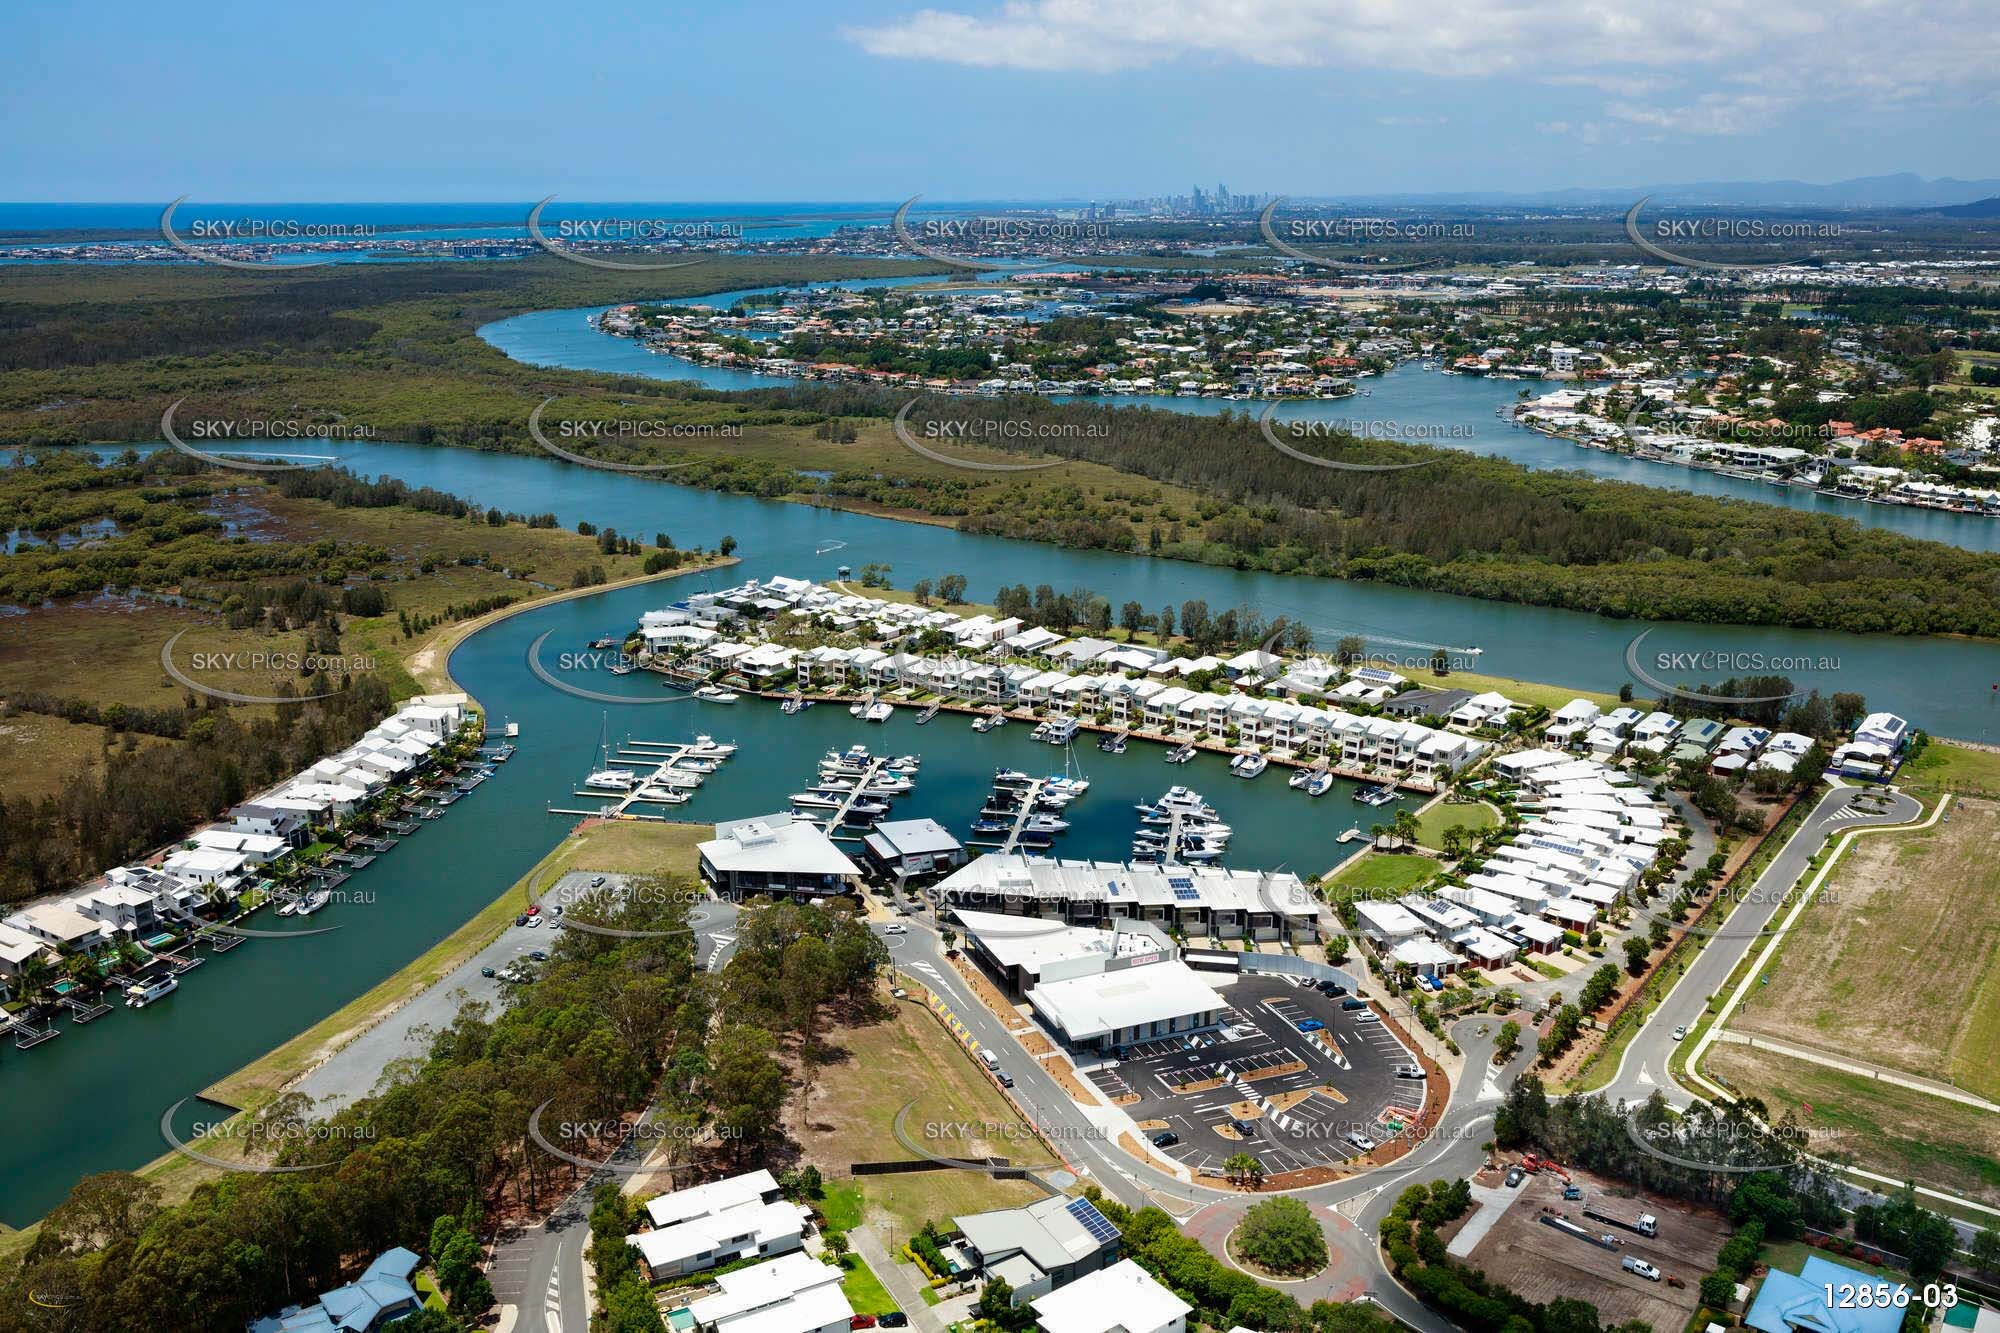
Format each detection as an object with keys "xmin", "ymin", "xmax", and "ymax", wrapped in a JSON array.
[{"xmin": 583, "ymin": 714, "xmax": 638, "ymax": 791}]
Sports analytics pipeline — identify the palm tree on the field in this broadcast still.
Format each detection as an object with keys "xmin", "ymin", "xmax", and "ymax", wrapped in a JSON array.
[
  {"xmin": 1223, "ymin": 1151, "xmax": 1259, "ymax": 1185},
  {"xmin": 17, "ymin": 950, "xmax": 55, "ymax": 1005},
  {"xmin": 198, "ymin": 879, "xmax": 230, "ymax": 918}
]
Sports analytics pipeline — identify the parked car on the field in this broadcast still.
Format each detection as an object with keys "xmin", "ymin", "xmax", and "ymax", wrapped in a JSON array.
[
  {"xmin": 851, "ymin": 1315, "xmax": 877, "ymax": 1329},
  {"xmin": 1671, "ymin": 1024, "xmax": 1687, "ymax": 1041},
  {"xmin": 1353, "ymin": 1010, "xmax": 1379, "ymax": 1023},
  {"xmin": 882, "ymin": 922, "xmax": 907, "ymax": 935},
  {"xmin": 879, "ymin": 1315, "xmax": 909, "ymax": 1328},
  {"xmin": 480, "ymin": 966, "xmax": 496, "ymax": 979},
  {"xmin": 526, "ymin": 916, "xmax": 542, "ymax": 928},
  {"xmin": 1622, "ymin": 1258, "xmax": 1661, "ymax": 1282},
  {"xmin": 1340, "ymin": 997, "xmax": 1369, "ymax": 1011},
  {"xmin": 1150, "ymin": 1130, "xmax": 1180, "ymax": 1148},
  {"xmin": 1505, "ymin": 1166, "xmax": 1526, "ymax": 1187},
  {"xmin": 1316, "ymin": 980, "xmax": 1347, "ymax": 996},
  {"xmin": 514, "ymin": 914, "xmax": 529, "ymax": 926},
  {"xmin": 590, "ymin": 875, "xmax": 606, "ymax": 888},
  {"xmin": 1563, "ymin": 1184, "xmax": 1584, "ymax": 1200},
  {"xmin": 1230, "ymin": 1118, "xmax": 1259, "ymax": 1138},
  {"xmin": 525, "ymin": 904, "xmax": 540, "ymax": 916},
  {"xmin": 1395, "ymin": 1064, "xmax": 1425, "ymax": 1079},
  {"xmin": 1297, "ymin": 1018, "xmax": 1325, "ymax": 1033},
  {"xmin": 1345, "ymin": 1130, "xmax": 1377, "ymax": 1152},
  {"xmin": 529, "ymin": 950, "xmax": 548, "ymax": 961}
]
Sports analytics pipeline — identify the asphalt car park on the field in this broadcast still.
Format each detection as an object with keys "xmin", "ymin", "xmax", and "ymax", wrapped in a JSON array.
[{"xmin": 1102, "ymin": 975, "xmax": 1421, "ymax": 1176}]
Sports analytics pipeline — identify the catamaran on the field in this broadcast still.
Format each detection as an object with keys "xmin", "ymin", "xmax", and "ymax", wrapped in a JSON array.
[{"xmin": 861, "ymin": 700, "xmax": 894, "ymax": 723}]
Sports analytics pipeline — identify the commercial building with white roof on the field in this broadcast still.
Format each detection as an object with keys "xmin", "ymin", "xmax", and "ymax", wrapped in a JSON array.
[
  {"xmin": 937, "ymin": 855, "xmax": 1319, "ymax": 943},
  {"xmin": 699, "ymin": 814, "xmax": 861, "ymax": 900}
]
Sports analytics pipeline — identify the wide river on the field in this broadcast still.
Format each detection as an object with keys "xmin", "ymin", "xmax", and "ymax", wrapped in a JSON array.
[{"xmin": 6, "ymin": 283, "xmax": 1997, "ymax": 1224}]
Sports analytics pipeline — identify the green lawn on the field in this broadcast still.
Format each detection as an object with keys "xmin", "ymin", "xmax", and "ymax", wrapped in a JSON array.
[
  {"xmin": 818, "ymin": 1180, "xmax": 864, "ymax": 1236},
  {"xmin": 1321, "ymin": 853, "xmax": 1439, "ymax": 903},
  {"xmin": 1414, "ymin": 800, "xmax": 1500, "ymax": 850},
  {"xmin": 839, "ymin": 1253, "xmax": 901, "ymax": 1316},
  {"xmin": 1898, "ymin": 741, "xmax": 2000, "ymax": 798}
]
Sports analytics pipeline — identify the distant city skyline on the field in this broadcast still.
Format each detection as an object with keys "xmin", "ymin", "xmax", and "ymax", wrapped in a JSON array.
[{"xmin": 2, "ymin": 0, "xmax": 1994, "ymax": 202}]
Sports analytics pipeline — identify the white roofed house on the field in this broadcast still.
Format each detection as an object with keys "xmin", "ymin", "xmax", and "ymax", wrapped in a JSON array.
[
  {"xmin": 686, "ymin": 1251, "xmax": 852, "ymax": 1333},
  {"xmin": 75, "ymin": 884, "xmax": 158, "ymax": 936},
  {"xmin": 1545, "ymin": 699, "xmax": 1601, "ymax": 747},
  {"xmin": 5, "ymin": 902, "xmax": 111, "ymax": 954},
  {"xmin": 628, "ymin": 1169, "xmax": 808, "ymax": 1281},
  {"xmin": 1448, "ymin": 691, "xmax": 1518, "ymax": 731},
  {"xmin": 698, "ymin": 815, "xmax": 861, "ymax": 901},
  {"xmin": 0, "ymin": 922, "xmax": 51, "ymax": 983},
  {"xmin": 1031, "ymin": 1258, "xmax": 1190, "ymax": 1333},
  {"xmin": 1855, "ymin": 712, "xmax": 1909, "ymax": 751},
  {"xmin": 952, "ymin": 1193, "xmax": 1123, "ymax": 1304}
]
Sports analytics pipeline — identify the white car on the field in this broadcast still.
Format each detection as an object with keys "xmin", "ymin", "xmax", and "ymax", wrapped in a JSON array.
[
  {"xmin": 525, "ymin": 916, "xmax": 542, "ymax": 928},
  {"xmin": 881, "ymin": 922, "xmax": 908, "ymax": 935},
  {"xmin": 1671, "ymin": 1024, "xmax": 1687, "ymax": 1041},
  {"xmin": 1345, "ymin": 1130, "xmax": 1377, "ymax": 1151}
]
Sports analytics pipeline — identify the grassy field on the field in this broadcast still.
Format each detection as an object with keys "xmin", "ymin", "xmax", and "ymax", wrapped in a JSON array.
[
  {"xmin": 1321, "ymin": 852, "xmax": 1439, "ymax": 901},
  {"xmin": 1730, "ymin": 797, "xmax": 2000, "ymax": 1100},
  {"xmin": 1413, "ymin": 799, "xmax": 1501, "ymax": 849},
  {"xmin": 838, "ymin": 1254, "xmax": 900, "ymax": 1316},
  {"xmin": 0, "ymin": 483, "xmax": 709, "ymax": 804},
  {"xmin": 802, "ymin": 990, "xmax": 1053, "ymax": 1237},
  {"xmin": 1705, "ymin": 1044, "xmax": 2000, "ymax": 1206},
  {"xmin": 1898, "ymin": 740, "xmax": 2000, "ymax": 798}
]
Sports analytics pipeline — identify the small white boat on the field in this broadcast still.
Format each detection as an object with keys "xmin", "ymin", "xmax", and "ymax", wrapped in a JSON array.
[
  {"xmin": 862, "ymin": 701, "xmax": 894, "ymax": 723},
  {"xmin": 274, "ymin": 898, "xmax": 300, "ymax": 917},
  {"xmin": 690, "ymin": 735, "xmax": 737, "ymax": 756},
  {"xmin": 1288, "ymin": 768, "xmax": 1312, "ymax": 790},
  {"xmin": 126, "ymin": 976, "xmax": 179, "ymax": 1008},
  {"xmin": 1231, "ymin": 753, "xmax": 1267, "ymax": 779},
  {"xmin": 791, "ymin": 791, "xmax": 843, "ymax": 809},
  {"xmin": 1305, "ymin": 771, "xmax": 1334, "ymax": 798},
  {"xmin": 295, "ymin": 890, "xmax": 332, "ymax": 916},
  {"xmin": 971, "ymin": 714, "xmax": 997, "ymax": 733},
  {"xmin": 694, "ymin": 686, "xmax": 739, "ymax": 703},
  {"xmin": 585, "ymin": 768, "xmax": 638, "ymax": 791}
]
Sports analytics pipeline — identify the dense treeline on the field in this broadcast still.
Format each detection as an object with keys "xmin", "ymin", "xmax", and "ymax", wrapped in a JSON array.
[
  {"xmin": 0, "ymin": 678, "xmax": 393, "ymax": 904},
  {"xmin": 0, "ymin": 885, "xmax": 890, "ymax": 1332},
  {"xmin": 786, "ymin": 388, "xmax": 2000, "ymax": 637}
]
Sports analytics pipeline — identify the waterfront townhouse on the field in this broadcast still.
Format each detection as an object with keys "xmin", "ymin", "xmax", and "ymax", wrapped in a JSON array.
[
  {"xmin": 1173, "ymin": 692, "xmax": 1210, "ymax": 737},
  {"xmin": 1142, "ymin": 686, "xmax": 1193, "ymax": 733},
  {"xmin": 1020, "ymin": 669, "xmax": 1073, "ymax": 706},
  {"xmin": 1003, "ymin": 626, "xmax": 1065, "ymax": 658},
  {"xmin": 793, "ymin": 645, "xmax": 852, "ymax": 690},
  {"xmin": 733, "ymin": 643, "xmax": 799, "ymax": 684}
]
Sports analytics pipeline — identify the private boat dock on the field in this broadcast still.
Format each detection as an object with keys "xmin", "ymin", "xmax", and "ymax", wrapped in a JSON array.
[{"xmin": 549, "ymin": 735, "xmax": 737, "ymax": 819}]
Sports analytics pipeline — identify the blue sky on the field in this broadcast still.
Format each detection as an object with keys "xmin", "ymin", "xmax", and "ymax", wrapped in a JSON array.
[{"xmin": 3, "ymin": 0, "xmax": 1994, "ymax": 201}]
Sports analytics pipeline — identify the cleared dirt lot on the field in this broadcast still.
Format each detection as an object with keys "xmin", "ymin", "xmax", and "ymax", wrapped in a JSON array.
[
  {"xmin": 1458, "ymin": 1165, "xmax": 1731, "ymax": 1330},
  {"xmin": 1732, "ymin": 797, "xmax": 2000, "ymax": 1100}
]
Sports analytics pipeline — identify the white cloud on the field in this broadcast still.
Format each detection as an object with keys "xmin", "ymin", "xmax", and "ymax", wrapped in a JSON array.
[{"xmin": 845, "ymin": 0, "xmax": 1999, "ymax": 134}]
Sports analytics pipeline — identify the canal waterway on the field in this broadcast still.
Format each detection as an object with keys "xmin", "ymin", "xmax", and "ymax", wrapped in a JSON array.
[{"xmin": 11, "ymin": 284, "xmax": 1999, "ymax": 1222}]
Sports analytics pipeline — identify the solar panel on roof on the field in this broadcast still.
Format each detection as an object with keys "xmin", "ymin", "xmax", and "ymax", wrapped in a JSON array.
[
  {"xmin": 1064, "ymin": 1197, "xmax": 1119, "ymax": 1245},
  {"xmin": 1167, "ymin": 875, "xmax": 1195, "ymax": 891},
  {"xmin": 1174, "ymin": 885, "xmax": 1201, "ymax": 901}
]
